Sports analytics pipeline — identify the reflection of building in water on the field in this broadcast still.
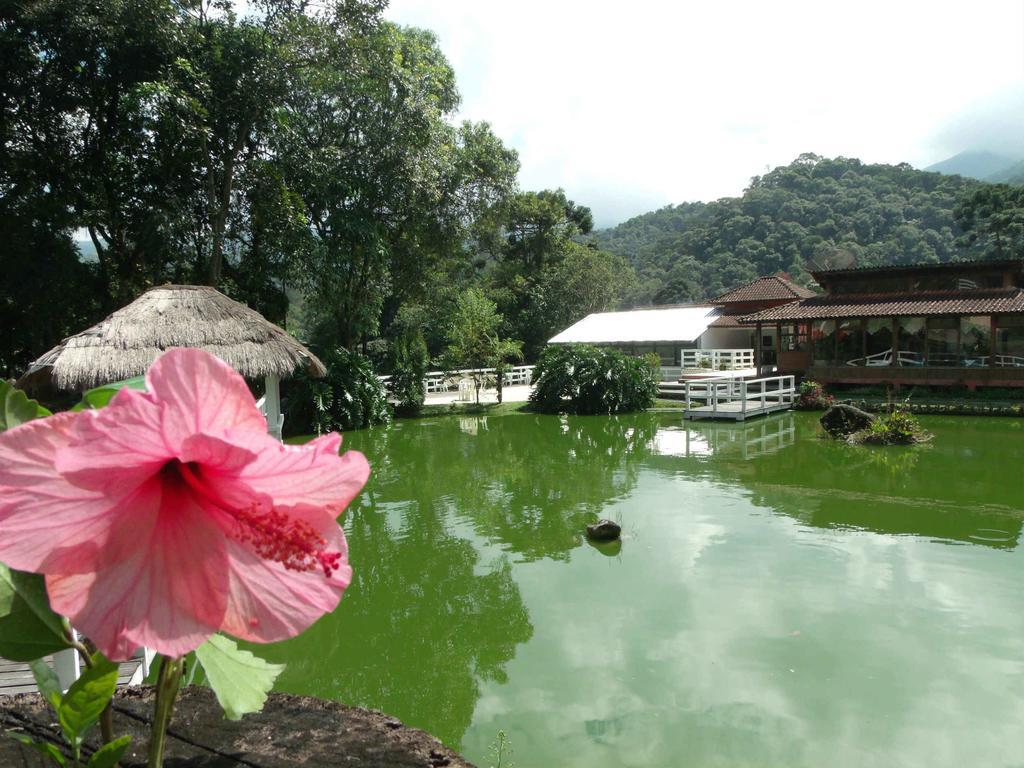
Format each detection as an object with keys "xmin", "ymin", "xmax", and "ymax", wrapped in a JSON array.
[{"xmin": 650, "ymin": 414, "xmax": 796, "ymax": 460}]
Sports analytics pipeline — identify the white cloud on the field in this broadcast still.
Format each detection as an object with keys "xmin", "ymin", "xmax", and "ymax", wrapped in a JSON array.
[{"xmin": 386, "ymin": 0, "xmax": 1024, "ymax": 226}]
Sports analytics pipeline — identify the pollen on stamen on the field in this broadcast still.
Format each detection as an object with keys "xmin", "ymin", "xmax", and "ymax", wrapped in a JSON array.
[{"xmin": 231, "ymin": 503, "xmax": 342, "ymax": 578}]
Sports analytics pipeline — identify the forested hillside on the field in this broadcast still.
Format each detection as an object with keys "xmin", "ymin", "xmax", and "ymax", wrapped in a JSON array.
[{"xmin": 593, "ymin": 154, "xmax": 995, "ymax": 304}]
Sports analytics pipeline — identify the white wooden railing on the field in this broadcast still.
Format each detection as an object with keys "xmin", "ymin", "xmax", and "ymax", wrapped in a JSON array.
[
  {"xmin": 682, "ymin": 375, "xmax": 796, "ymax": 416},
  {"xmin": 378, "ymin": 365, "xmax": 535, "ymax": 394},
  {"xmin": 681, "ymin": 349, "xmax": 755, "ymax": 371},
  {"xmin": 843, "ymin": 349, "xmax": 1024, "ymax": 369}
]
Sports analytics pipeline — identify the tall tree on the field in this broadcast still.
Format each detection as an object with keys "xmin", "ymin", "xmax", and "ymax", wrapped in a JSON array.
[{"xmin": 442, "ymin": 288, "xmax": 522, "ymax": 404}]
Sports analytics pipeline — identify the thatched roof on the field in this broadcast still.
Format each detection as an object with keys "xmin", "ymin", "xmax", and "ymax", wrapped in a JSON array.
[{"xmin": 20, "ymin": 285, "xmax": 326, "ymax": 392}]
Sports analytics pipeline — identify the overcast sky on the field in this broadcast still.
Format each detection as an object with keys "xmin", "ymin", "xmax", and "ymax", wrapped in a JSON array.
[{"xmin": 384, "ymin": 0, "xmax": 1024, "ymax": 227}]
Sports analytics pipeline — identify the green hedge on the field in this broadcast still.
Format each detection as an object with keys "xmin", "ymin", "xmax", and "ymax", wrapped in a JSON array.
[{"xmin": 529, "ymin": 344, "xmax": 659, "ymax": 415}]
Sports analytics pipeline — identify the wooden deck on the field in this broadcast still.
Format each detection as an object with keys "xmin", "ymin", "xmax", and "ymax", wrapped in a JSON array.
[
  {"xmin": 1, "ymin": 655, "xmax": 144, "ymax": 696},
  {"xmin": 683, "ymin": 398, "xmax": 793, "ymax": 421},
  {"xmin": 675, "ymin": 374, "xmax": 796, "ymax": 422}
]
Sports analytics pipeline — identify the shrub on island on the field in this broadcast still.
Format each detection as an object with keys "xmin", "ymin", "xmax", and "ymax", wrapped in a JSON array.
[
  {"xmin": 795, "ymin": 380, "xmax": 834, "ymax": 410},
  {"xmin": 848, "ymin": 408, "xmax": 931, "ymax": 445},
  {"xmin": 530, "ymin": 344, "xmax": 659, "ymax": 415}
]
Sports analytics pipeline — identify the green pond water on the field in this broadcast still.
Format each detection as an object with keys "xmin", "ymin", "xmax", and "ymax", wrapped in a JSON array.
[{"xmin": 263, "ymin": 412, "xmax": 1024, "ymax": 767}]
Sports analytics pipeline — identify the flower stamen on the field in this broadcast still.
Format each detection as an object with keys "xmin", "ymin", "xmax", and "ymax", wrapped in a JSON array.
[{"xmin": 174, "ymin": 460, "xmax": 341, "ymax": 577}]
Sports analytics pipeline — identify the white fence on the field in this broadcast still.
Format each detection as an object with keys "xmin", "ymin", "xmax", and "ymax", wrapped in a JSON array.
[
  {"xmin": 681, "ymin": 374, "xmax": 796, "ymax": 417},
  {"xmin": 379, "ymin": 365, "xmax": 535, "ymax": 395},
  {"xmin": 844, "ymin": 349, "xmax": 1024, "ymax": 369},
  {"xmin": 681, "ymin": 349, "xmax": 755, "ymax": 371}
]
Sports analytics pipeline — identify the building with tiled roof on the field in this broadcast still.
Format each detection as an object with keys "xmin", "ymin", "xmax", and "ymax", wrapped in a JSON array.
[
  {"xmin": 741, "ymin": 259, "xmax": 1024, "ymax": 387},
  {"xmin": 548, "ymin": 273, "xmax": 817, "ymax": 377}
]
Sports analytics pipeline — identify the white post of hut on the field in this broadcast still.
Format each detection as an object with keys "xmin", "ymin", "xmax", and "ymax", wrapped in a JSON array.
[{"xmin": 264, "ymin": 375, "xmax": 283, "ymax": 440}]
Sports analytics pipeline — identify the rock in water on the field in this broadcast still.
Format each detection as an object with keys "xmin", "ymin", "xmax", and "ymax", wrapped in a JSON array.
[
  {"xmin": 820, "ymin": 404, "xmax": 875, "ymax": 439},
  {"xmin": 586, "ymin": 519, "xmax": 621, "ymax": 541}
]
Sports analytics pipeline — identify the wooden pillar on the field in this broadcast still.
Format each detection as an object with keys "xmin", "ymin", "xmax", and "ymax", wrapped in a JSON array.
[
  {"xmin": 991, "ymin": 315, "xmax": 998, "ymax": 367},
  {"xmin": 755, "ymin": 322, "xmax": 763, "ymax": 375}
]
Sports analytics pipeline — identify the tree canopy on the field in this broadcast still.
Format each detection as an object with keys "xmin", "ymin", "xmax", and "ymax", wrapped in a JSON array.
[{"xmin": 3, "ymin": 3, "xmax": 1019, "ymax": 383}]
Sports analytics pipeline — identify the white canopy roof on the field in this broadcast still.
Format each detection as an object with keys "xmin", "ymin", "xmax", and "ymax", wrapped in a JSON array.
[{"xmin": 548, "ymin": 305, "xmax": 719, "ymax": 345}]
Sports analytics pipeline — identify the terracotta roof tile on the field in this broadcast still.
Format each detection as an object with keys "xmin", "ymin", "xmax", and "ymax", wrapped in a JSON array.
[
  {"xmin": 708, "ymin": 308, "xmax": 747, "ymax": 327},
  {"xmin": 740, "ymin": 288, "xmax": 1024, "ymax": 323},
  {"xmin": 711, "ymin": 273, "xmax": 816, "ymax": 304}
]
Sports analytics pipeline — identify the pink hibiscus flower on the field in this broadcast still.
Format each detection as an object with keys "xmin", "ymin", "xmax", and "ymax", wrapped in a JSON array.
[{"xmin": 0, "ymin": 349, "xmax": 369, "ymax": 660}]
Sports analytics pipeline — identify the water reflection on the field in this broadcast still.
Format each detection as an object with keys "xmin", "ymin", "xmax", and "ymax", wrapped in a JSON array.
[
  {"xmin": 357, "ymin": 414, "xmax": 660, "ymax": 562},
  {"xmin": 252, "ymin": 490, "xmax": 534, "ymax": 748},
  {"xmin": 266, "ymin": 411, "xmax": 1024, "ymax": 765},
  {"xmin": 636, "ymin": 414, "xmax": 1023, "ymax": 550},
  {"xmin": 736, "ymin": 417, "xmax": 1024, "ymax": 550},
  {"xmin": 647, "ymin": 414, "xmax": 797, "ymax": 460}
]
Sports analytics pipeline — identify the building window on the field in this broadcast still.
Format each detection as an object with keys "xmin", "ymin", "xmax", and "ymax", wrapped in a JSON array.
[
  {"xmin": 927, "ymin": 317, "xmax": 959, "ymax": 366},
  {"xmin": 995, "ymin": 316, "xmax": 1024, "ymax": 367},
  {"xmin": 960, "ymin": 316, "xmax": 991, "ymax": 367},
  {"xmin": 655, "ymin": 345, "xmax": 680, "ymax": 366},
  {"xmin": 780, "ymin": 323, "xmax": 807, "ymax": 352},
  {"xmin": 895, "ymin": 317, "xmax": 926, "ymax": 366},
  {"xmin": 864, "ymin": 318, "xmax": 894, "ymax": 365},
  {"xmin": 836, "ymin": 319, "xmax": 862, "ymax": 366},
  {"xmin": 812, "ymin": 320, "xmax": 836, "ymax": 365}
]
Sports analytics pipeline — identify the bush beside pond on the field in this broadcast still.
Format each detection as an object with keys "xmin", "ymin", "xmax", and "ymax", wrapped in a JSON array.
[
  {"xmin": 285, "ymin": 347, "xmax": 391, "ymax": 434},
  {"xmin": 530, "ymin": 344, "xmax": 659, "ymax": 415}
]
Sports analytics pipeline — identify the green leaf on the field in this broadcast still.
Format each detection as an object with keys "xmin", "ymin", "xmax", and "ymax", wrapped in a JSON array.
[
  {"xmin": 29, "ymin": 658, "xmax": 64, "ymax": 711},
  {"xmin": 86, "ymin": 735, "xmax": 132, "ymax": 768},
  {"xmin": 0, "ymin": 563, "xmax": 69, "ymax": 661},
  {"xmin": 58, "ymin": 655, "xmax": 118, "ymax": 748},
  {"xmin": 194, "ymin": 635, "xmax": 284, "ymax": 720},
  {"xmin": 74, "ymin": 376, "xmax": 147, "ymax": 411},
  {"xmin": 5, "ymin": 731, "xmax": 67, "ymax": 765},
  {"xmin": 0, "ymin": 380, "xmax": 50, "ymax": 431}
]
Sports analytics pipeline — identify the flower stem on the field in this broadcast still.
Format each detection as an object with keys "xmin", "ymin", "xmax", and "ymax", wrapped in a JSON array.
[
  {"xmin": 147, "ymin": 656, "xmax": 184, "ymax": 768},
  {"xmin": 74, "ymin": 635, "xmax": 116, "ymax": 746}
]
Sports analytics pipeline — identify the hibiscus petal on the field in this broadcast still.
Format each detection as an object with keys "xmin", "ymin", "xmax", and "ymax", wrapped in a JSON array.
[
  {"xmin": 146, "ymin": 348, "xmax": 266, "ymax": 451},
  {"xmin": 0, "ymin": 414, "xmax": 141, "ymax": 574},
  {"xmin": 55, "ymin": 388, "xmax": 169, "ymax": 493},
  {"xmin": 45, "ymin": 476, "xmax": 230, "ymax": 660},
  {"xmin": 206, "ymin": 429, "xmax": 370, "ymax": 513},
  {"xmin": 218, "ymin": 519, "xmax": 350, "ymax": 643},
  {"xmin": 179, "ymin": 433, "xmax": 258, "ymax": 473}
]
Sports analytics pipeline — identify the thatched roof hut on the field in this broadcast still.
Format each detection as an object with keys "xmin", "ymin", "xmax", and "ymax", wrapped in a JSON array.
[{"xmin": 19, "ymin": 285, "xmax": 325, "ymax": 393}]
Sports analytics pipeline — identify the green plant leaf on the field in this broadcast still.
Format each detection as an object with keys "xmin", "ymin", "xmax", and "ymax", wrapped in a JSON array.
[
  {"xmin": 194, "ymin": 634, "xmax": 284, "ymax": 720},
  {"xmin": 74, "ymin": 376, "xmax": 146, "ymax": 411},
  {"xmin": 6, "ymin": 730, "xmax": 67, "ymax": 765},
  {"xmin": 0, "ymin": 380, "xmax": 50, "ymax": 431},
  {"xmin": 0, "ymin": 563, "xmax": 69, "ymax": 661},
  {"xmin": 29, "ymin": 658, "xmax": 64, "ymax": 711},
  {"xmin": 86, "ymin": 735, "xmax": 132, "ymax": 768},
  {"xmin": 58, "ymin": 655, "xmax": 118, "ymax": 748}
]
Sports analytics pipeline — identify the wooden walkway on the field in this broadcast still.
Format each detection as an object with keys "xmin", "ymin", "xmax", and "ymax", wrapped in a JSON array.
[{"xmin": 1, "ymin": 655, "xmax": 144, "ymax": 696}]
